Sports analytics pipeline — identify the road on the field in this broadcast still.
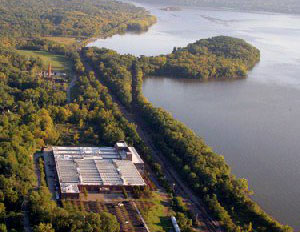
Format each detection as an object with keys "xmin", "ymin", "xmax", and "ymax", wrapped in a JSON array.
[{"xmin": 80, "ymin": 52, "xmax": 223, "ymax": 232}]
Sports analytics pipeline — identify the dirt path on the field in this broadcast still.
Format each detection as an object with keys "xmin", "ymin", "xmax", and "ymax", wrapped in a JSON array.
[
  {"xmin": 67, "ymin": 75, "xmax": 77, "ymax": 103},
  {"xmin": 80, "ymin": 53, "xmax": 223, "ymax": 232}
]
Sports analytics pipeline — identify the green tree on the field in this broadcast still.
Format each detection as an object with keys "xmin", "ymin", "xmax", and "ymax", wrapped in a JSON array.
[{"xmin": 34, "ymin": 223, "xmax": 55, "ymax": 232}]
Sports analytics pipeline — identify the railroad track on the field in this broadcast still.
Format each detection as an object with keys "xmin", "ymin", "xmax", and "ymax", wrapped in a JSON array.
[{"xmin": 132, "ymin": 116, "xmax": 221, "ymax": 232}]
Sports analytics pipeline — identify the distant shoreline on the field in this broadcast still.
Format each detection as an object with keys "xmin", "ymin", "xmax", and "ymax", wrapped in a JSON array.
[
  {"xmin": 132, "ymin": 0, "xmax": 300, "ymax": 15},
  {"xmin": 160, "ymin": 6, "xmax": 182, "ymax": 11}
]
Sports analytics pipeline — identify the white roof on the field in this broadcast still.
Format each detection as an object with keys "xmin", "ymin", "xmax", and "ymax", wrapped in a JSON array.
[
  {"xmin": 52, "ymin": 146, "xmax": 120, "ymax": 159},
  {"xmin": 53, "ymin": 146, "xmax": 145, "ymax": 194},
  {"xmin": 129, "ymin": 147, "xmax": 144, "ymax": 164},
  {"xmin": 116, "ymin": 141, "xmax": 128, "ymax": 148}
]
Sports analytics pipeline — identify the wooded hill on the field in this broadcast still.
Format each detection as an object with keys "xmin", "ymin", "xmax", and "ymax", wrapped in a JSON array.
[{"xmin": 0, "ymin": 0, "xmax": 156, "ymax": 38}]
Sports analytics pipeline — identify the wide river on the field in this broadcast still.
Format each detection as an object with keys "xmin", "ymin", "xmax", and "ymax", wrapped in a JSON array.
[{"xmin": 88, "ymin": 2, "xmax": 300, "ymax": 230}]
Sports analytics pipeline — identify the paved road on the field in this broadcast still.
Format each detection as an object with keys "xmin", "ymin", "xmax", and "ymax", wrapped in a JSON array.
[{"xmin": 80, "ymin": 53, "xmax": 223, "ymax": 232}]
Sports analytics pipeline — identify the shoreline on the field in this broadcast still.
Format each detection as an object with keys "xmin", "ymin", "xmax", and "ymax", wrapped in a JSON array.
[{"xmin": 83, "ymin": 1, "xmax": 299, "ymax": 230}]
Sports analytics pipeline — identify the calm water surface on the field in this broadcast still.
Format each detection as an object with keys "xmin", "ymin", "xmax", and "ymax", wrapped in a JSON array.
[{"xmin": 88, "ymin": 2, "xmax": 300, "ymax": 229}]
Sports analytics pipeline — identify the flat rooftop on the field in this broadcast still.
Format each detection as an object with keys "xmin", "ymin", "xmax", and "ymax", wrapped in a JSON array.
[
  {"xmin": 52, "ymin": 146, "xmax": 120, "ymax": 159},
  {"xmin": 52, "ymin": 145, "xmax": 145, "ymax": 194}
]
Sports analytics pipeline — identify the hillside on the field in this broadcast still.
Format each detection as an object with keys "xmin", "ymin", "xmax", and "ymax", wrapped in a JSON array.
[{"xmin": 0, "ymin": 0, "xmax": 156, "ymax": 38}]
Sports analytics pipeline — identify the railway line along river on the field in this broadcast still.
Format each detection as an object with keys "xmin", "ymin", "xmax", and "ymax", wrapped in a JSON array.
[{"xmin": 88, "ymin": 1, "xmax": 300, "ymax": 229}]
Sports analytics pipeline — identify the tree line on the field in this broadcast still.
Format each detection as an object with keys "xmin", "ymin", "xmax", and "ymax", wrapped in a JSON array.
[
  {"xmin": 0, "ymin": 0, "xmax": 156, "ymax": 39},
  {"xmin": 82, "ymin": 36, "xmax": 260, "ymax": 106},
  {"xmin": 139, "ymin": 36, "xmax": 260, "ymax": 80}
]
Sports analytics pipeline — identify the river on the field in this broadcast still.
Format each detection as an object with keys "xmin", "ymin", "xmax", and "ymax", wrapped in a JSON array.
[{"xmin": 88, "ymin": 2, "xmax": 300, "ymax": 230}]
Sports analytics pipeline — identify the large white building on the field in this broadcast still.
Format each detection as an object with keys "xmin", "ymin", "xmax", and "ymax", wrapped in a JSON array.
[{"xmin": 52, "ymin": 141, "xmax": 145, "ymax": 199}]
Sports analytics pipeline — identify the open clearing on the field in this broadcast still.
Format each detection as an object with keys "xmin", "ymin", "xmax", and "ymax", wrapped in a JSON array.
[
  {"xmin": 42, "ymin": 36, "xmax": 78, "ymax": 45},
  {"xmin": 17, "ymin": 50, "xmax": 72, "ymax": 71}
]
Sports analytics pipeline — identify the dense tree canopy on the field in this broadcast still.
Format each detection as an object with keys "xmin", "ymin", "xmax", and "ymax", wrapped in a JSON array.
[
  {"xmin": 140, "ymin": 36, "xmax": 260, "ymax": 80},
  {"xmin": 0, "ymin": 45, "xmax": 63, "ymax": 231},
  {"xmin": 0, "ymin": 0, "xmax": 156, "ymax": 38},
  {"xmin": 0, "ymin": 44, "xmax": 126, "ymax": 231}
]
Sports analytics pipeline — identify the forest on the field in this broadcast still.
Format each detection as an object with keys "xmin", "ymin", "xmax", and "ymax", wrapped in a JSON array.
[
  {"xmin": 0, "ymin": 35, "xmax": 119, "ymax": 230},
  {"xmin": 134, "ymin": 0, "xmax": 300, "ymax": 14},
  {"xmin": 139, "ymin": 36, "xmax": 260, "ymax": 80},
  {"xmin": 0, "ymin": 42, "xmax": 125, "ymax": 231},
  {"xmin": 0, "ymin": 0, "xmax": 156, "ymax": 38},
  {"xmin": 0, "ymin": 36, "xmax": 186, "ymax": 231},
  {"xmin": 83, "ymin": 44, "xmax": 292, "ymax": 232}
]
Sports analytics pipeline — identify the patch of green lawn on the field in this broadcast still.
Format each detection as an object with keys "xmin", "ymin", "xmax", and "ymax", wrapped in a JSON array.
[
  {"xmin": 17, "ymin": 50, "xmax": 72, "ymax": 72},
  {"xmin": 137, "ymin": 192, "xmax": 173, "ymax": 232}
]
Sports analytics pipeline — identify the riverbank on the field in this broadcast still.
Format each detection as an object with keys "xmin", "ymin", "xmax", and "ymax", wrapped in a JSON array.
[{"xmin": 86, "ymin": 1, "xmax": 300, "ymax": 230}]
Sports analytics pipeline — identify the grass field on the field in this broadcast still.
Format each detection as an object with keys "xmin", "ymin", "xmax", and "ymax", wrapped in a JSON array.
[
  {"xmin": 136, "ymin": 192, "xmax": 173, "ymax": 232},
  {"xmin": 42, "ymin": 36, "xmax": 78, "ymax": 45},
  {"xmin": 17, "ymin": 50, "xmax": 72, "ymax": 72}
]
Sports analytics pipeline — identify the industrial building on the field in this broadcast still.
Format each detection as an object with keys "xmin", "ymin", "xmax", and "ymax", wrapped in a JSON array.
[{"xmin": 51, "ymin": 141, "xmax": 145, "ymax": 199}]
